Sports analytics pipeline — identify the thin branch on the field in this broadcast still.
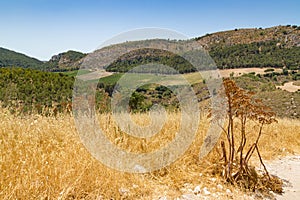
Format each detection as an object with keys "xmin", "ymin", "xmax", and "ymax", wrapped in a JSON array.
[{"xmin": 255, "ymin": 145, "xmax": 270, "ymax": 180}]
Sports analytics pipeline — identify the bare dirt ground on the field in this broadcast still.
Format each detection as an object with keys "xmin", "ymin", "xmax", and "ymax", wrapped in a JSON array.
[
  {"xmin": 277, "ymin": 82, "xmax": 300, "ymax": 92},
  {"xmin": 219, "ymin": 67, "xmax": 282, "ymax": 77},
  {"xmin": 77, "ymin": 70, "xmax": 113, "ymax": 81},
  {"xmin": 257, "ymin": 155, "xmax": 300, "ymax": 200}
]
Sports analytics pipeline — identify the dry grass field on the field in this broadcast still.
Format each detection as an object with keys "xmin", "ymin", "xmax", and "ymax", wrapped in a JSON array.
[{"xmin": 1, "ymin": 108, "xmax": 300, "ymax": 199}]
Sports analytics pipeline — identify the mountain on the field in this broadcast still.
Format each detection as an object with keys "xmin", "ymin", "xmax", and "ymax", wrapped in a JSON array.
[
  {"xmin": 0, "ymin": 25, "xmax": 299, "ymax": 72},
  {"xmin": 0, "ymin": 47, "xmax": 45, "ymax": 70},
  {"xmin": 101, "ymin": 25, "xmax": 300, "ymax": 72},
  {"xmin": 196, "ymin": 25, "xmax": 300, "ymax": 69},
  {"xmin": 46, "ymin": 50, "xmax": 87, "ymax": 72},
  {"xmin": 0, "ymin": 48, "xmax": 87, "ymax": 71},
  {"xmin": 196, "ymin": 25, "xmax": 300, "ymax": 49}
]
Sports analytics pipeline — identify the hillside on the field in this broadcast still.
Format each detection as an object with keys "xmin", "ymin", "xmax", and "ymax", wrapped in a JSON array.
[
  {"xmin": 196, "ymin": 25, "xmax": 300, "ymax": 49},
  {"xmin": 106, "ymin": 47, "xmax": 197, "ymax": 74},
  {"xmin": 102, "ymin": 25, "xmax": 300, "ymax": 72},
  {"xmin": 0, "ymin": 67, "xmax": 74, "ymax": 114},
  {"xmin": 0, "ymin": 48, "xmax": 86, "ymax": 71},
  {"xmin": 197, "ymin": 25, "xmax": 300, "ymax": 69},
  {"xmin": 0, "ymin": 47, "xmax": 45, "ymax": 70},
  {"xmin": 46, "ymin": 50, "xmax": 87, "ymax": 72},
  {"xmin": 1, "ymin": 25, "xmax": 299, "ymax": 72}
]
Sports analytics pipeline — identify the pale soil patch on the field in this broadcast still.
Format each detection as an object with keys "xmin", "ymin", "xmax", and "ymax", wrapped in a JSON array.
[
  {"xmin": 277, "ymin": 82, "xmax": 300, "ymax": 92},
  {"xmin": 77, "ymin": 70, "xmax": 113, "ymax": 81},
  {"xmin": 219, "ymin": 67, "xmax": 281, "ymax": 77},
  {"xmin": 257, "ymin": 155, "xmax": 300, "ymax": 200},
  {"xmin": 292, "ymin": 80, "xmax": 300, "ymax": 86}
]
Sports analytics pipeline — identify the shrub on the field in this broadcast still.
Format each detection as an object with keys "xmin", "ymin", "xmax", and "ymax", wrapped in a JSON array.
[{"xmin": 264, "ymin": 68, "xmax": 274, "ymax": 73}]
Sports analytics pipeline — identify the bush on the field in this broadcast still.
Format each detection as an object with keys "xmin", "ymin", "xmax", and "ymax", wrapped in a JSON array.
[{"xmin": 264, "ymin": 68, "xmax": 274, "ymax": 73}]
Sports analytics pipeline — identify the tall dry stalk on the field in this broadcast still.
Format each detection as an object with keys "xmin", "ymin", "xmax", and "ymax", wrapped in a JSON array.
[{"xmin": 217, "ymin": 78, "xmax": 281, "ymax": 192}]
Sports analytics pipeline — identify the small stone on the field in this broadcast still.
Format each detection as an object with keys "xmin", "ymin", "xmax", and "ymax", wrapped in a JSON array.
[
  {"xmin": 133, "ymin": 165, "xmax": 146, "ymax": 173},
  {"xmin": 217, "ymin": 184, "xmax": 223, "ymax": 190},
  {"xmin": 212, "ymin": 193, "xmax": 219, "ymax": 198},
  {"xmin": 119, "ymin": 187, "xmax": 129, "ymax": 196},
  {"xmin": 226, "ymin": 189, "xmax": 232, "ymax": 194},
  {"xmin": 193, "ymin": 185, "xmax": 201, "ymax": 194},
  {"xmin": 203, "ymin": 187, "xmax": 211, "ymax": 195},
  {"xmin": 158, "ymin": 196, "xmax": 168, "ymax": 200},
  {"xmin": 210, "ymin": 177, "xmax": 216, "ymax": 182},
  {"xmin": 187, "ymin": 188, "xmax": 193, "ymax": 193},
  {"xmin": 96, "ymin": 195, "xmax": 104, "ymax": 200},
  {"xmin": 181, "ymin": 194, "xmax": 198, "ymax": 200}
]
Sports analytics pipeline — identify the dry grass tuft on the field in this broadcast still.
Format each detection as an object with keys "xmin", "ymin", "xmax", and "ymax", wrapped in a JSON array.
[{"xmin": 0, "ymin": 108, "xmax": 300, "ymax": 199}]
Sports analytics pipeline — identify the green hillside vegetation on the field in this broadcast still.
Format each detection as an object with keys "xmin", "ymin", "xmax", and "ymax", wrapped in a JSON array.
[
  {"xmin": 0, "ymin": 48, "xmax": 86, "ymax": 72},
  {"xmin": 1, "ymin": 25, "xmax": 300, "ymax": 116},
  {"xmin": 100, "ymin": 25, "xmax": 300, "ymax": 72},
  {"xmin": 106, "ymin": 48, "xmax": 198, "ymax": 74},
  {"xmin": 209, "ymin": 40, "xmax": 300, "ymax": 69},
  {"xmin": 47, "ymin": 50, "xmax": 86, "ymax": 72},
  {"xmin": 1, "ymin": 25, "xmax": 300, "ymax": 73},
  {"xmin": 196, "ymin": 25, "xmax": 300, "ymax": 49},
  {"xmin": 105, "ymin": 40, "xmax": 300, "ymax": 72},
  {"xmin": 62, "ymin": 69, "xmax": 91, "ymax": 77},
  {"xmin": 0, "ymin": 67, "xmax": 208, "ymax": 114},
  {"xmin": 233, "ymin": 73, "xmax": 300, "ymax": 118},
  {"xmin": 0, "ymin": 67, "xmax": 299, "ymax": 118},
  {"xmin": 0, "ymin": 68, "xmax": 74, "ymax": 114},
  {"xmin": 0, "ymin": 47, "xmax": 46, "ymax": 70}
]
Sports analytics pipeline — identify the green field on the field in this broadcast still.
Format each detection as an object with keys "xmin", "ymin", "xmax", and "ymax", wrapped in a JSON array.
[
  {"xmin": 97, "ymin": 72, "xmax": 203, "ymax": 86},
  {"xmin": 62, "ymin": 69, "xmax": 91, "ymax": 77}
]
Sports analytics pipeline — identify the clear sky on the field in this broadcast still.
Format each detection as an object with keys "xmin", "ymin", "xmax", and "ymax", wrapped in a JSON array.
[{"xmin": 1, "ymin": 0, "xmax": 299, "ymax": 60}]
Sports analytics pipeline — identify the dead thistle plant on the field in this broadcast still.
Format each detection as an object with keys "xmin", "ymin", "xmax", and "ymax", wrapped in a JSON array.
[{"xmin": 211, "ymin": 78, "xmax": 283, "ymax": 194}]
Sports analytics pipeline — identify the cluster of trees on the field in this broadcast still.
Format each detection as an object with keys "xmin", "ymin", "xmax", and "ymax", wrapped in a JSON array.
[
  {"xmin": 104, "ymin": 41, "xmax": 300, "ymax": 72},
  {"xmin": 106, "ymin": 48, "xmax": 198, "ymax": 74},
  {"xmin": 0, "ymin": 48, "xmax": 86, "ymax": 72},
  {"xmin": 285, "ymin": 24, "xmax": 300, "ymax": 29},
  {"xmin": 0, "ymin": 67, "xmax": 298, "ymax": 116},
  {"xmin": 0, "ymin": 67, "xmax": 207, "ymax": 114},
  {"xmin": 0, "ymin": 68, "xmax": 182, "ymax": 114},
  {"xmin": 209, "ymin": 41, "xmax": 300, "ymax": 69},
  {"xmin": 47, "ymin": 50, "xmax": 86, "ymax": 72},
  {"xmin": 0, "ymin": 47, "xmax": 46, "ymax": 70},
  {"xmin": 0, "ymin": 68, "xmax": 74, "ymax": 114}
]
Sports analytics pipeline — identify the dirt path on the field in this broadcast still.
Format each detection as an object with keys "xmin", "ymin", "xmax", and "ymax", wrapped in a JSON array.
[
  {"xmin": 277, "ymin": 82, "xmax": 300, "ymax": 92},
  {"xmin": 76, "ymin": 70, "xmax": 113, "ymax": 81},
  {"xmin": 263, "ymin": 155, "xmax": 300, "ymax": 199},
  {"xmin": 219, "ymin": 67, "xmax": 282, "ymax": 77}
]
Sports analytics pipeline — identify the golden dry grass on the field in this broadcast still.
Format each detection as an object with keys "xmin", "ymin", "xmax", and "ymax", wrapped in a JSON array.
[{"xmin": 1, "ymin": 108, "xmax": 300, "ymax": 199}]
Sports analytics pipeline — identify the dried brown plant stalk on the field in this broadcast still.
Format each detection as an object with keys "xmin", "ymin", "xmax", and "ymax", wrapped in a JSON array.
[{"xmin": 213, "ymin": 78, "xmax": 282, "ymax": 193}]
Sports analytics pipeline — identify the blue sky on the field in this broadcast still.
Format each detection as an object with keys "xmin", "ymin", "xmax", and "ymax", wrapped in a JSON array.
[{"xmin": 1, "ymin": 0, "xmax": 299, "ymax": 60}]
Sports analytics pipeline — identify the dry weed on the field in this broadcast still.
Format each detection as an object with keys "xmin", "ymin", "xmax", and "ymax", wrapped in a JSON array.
[{"xmin": 0, "ymin": 108, "xmax": 299, "ymax": 199}]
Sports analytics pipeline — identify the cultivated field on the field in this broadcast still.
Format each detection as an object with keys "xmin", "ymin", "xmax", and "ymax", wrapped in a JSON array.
[
  {"xmin": 218, "ymin": 67, "xmax": 282, "ymax": 77},
  {"xmin": 73, "ymin": 67, "xmax": 283, "ymax": 87},
  {"xmin": 1, "ymin": 108, "xmax": 300, "ymax": 199}
]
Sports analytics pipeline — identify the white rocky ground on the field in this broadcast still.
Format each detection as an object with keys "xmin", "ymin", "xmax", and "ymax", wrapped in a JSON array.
[
  {"xmin": 264, "ymin": 155, "xmax": 300, "ymax": 200},
  {"xmin": 157, "ymin": 155, "xmax": 300, "ymax": 200}
]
